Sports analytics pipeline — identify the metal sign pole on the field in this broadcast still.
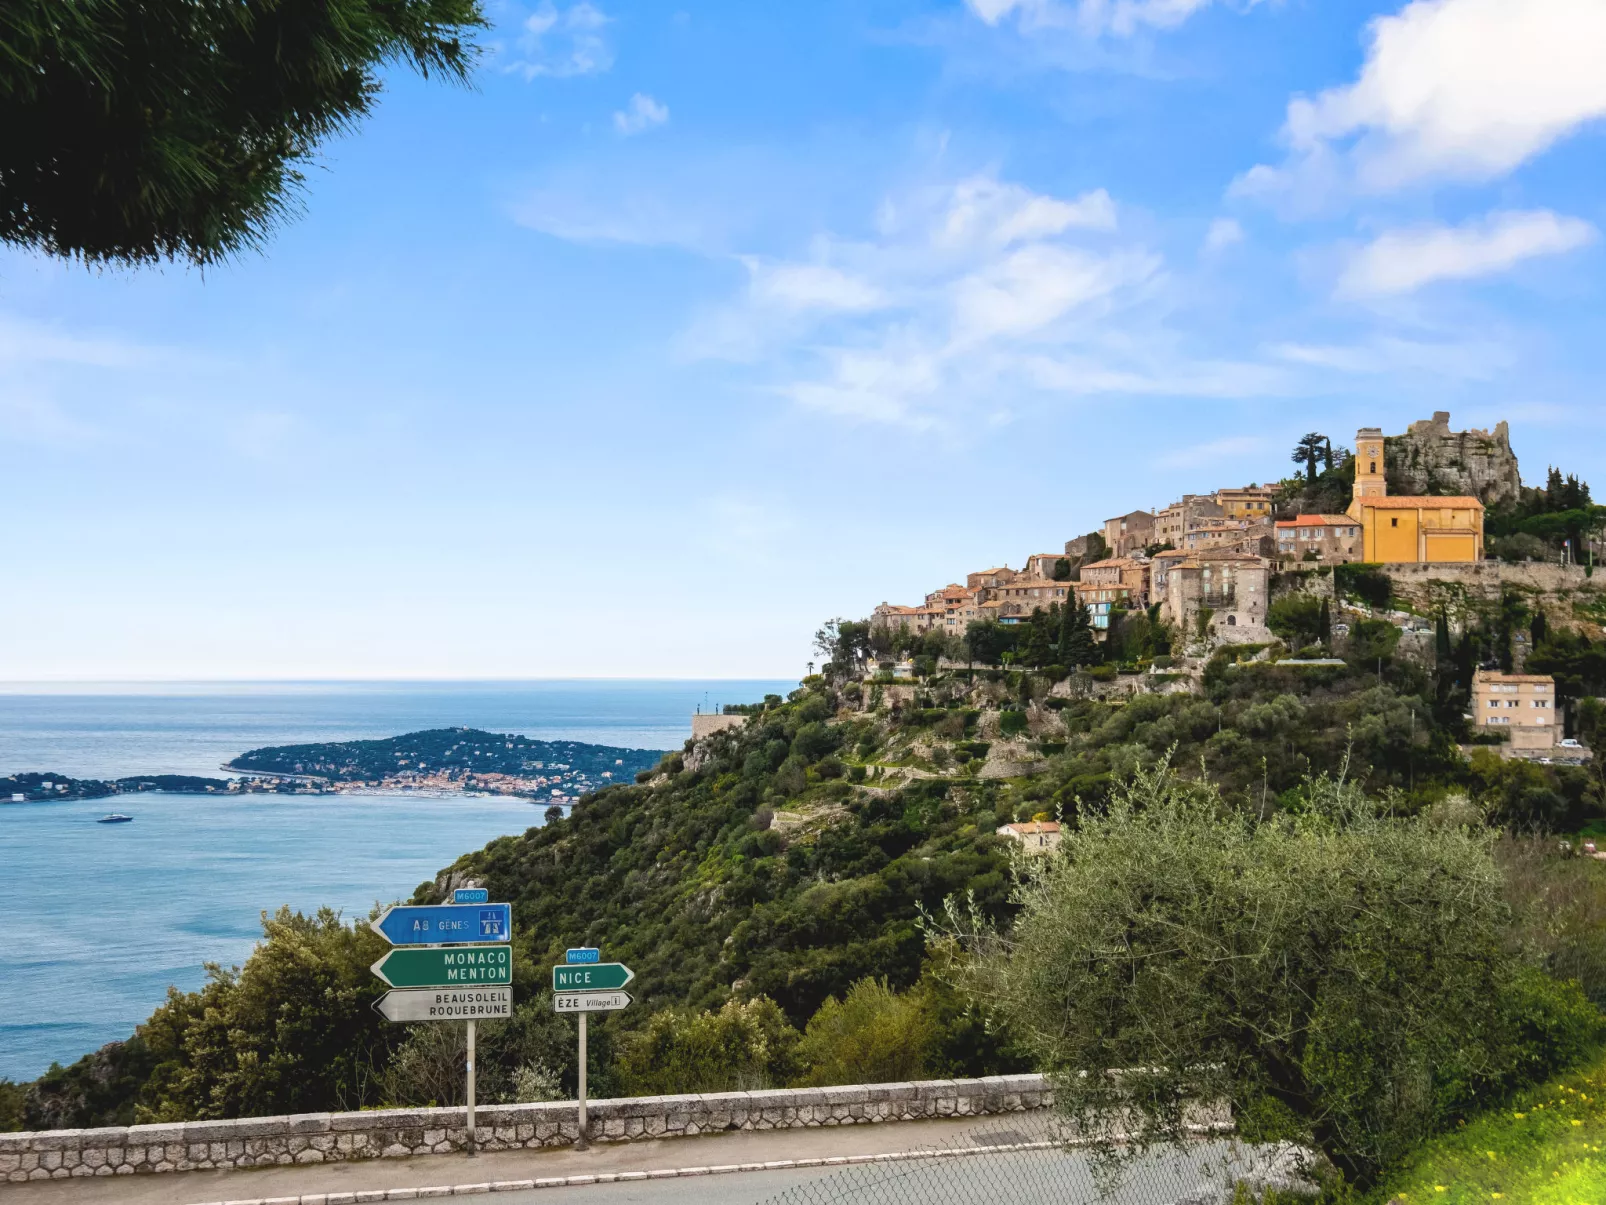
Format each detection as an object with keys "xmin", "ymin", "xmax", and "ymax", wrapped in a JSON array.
[
  {"xmin": 466, "ymin": 1019, "xmax": 477, "ymax": 1155},
  {"xmin": 575, "ymin": 1013, "xmax": 589, "ymax": 1151}
]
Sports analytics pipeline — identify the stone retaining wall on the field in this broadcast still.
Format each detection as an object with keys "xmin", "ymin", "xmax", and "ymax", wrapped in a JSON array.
[{"xmin": 0, "ymin": 1075, "xmax": 1051, "ymax": 1183}]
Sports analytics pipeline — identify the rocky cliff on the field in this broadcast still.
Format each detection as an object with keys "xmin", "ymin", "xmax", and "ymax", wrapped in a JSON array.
[{"xmin": 1384, "ymin": 411, "xmax": 1522, "ymax": 506}]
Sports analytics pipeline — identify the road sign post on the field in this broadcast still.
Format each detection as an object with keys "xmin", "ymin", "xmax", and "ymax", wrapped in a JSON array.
[
  {"xmin": 554, "ymin": 953, "xmax": 633, "ymax": 1151},
  {"xmin": 466, "ymin": 1018, "xmax": 477, "ymax": 1154},
  {"xmin": 369, "ymin": 895, "xmax": 514, "ymax": 1159}
]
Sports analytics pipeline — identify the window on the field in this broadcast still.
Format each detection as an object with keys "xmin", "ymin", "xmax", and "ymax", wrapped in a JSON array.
[
  {"xmin": 1488, "ymin": 700, "xmax": 1499, "ymax": 708},
  {"xmin": 1370, "ymin": 462, "xmax": 1377, "ymax": 473},
  {"xmin": 1391, "ymin": 517, "xmax": 1399, "ymax": 527}
]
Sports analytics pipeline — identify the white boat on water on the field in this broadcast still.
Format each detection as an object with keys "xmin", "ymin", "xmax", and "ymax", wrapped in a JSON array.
[{"xmin": 97, "ymin": 813, "xmax": 134, "ymax": 824}]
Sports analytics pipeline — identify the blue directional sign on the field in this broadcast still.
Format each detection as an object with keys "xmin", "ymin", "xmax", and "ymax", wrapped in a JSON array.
[
  {"xmin": 454, "ymin": 888, "xmax": 489, "ymax": 904},
  {"xmin": 372, "ymin": 903, "xmax": 510, "ymax": 946},
  {"xmin": 566, "ymin": 947, "xmax": 600, "ymax": 964}
]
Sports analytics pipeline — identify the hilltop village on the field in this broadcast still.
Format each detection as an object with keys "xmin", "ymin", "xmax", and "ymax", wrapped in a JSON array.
[
  {"xmin": 875, "ymin": 416, "xmax": 1510, "ymax": 648},
  {"xmin": 855, "ymin": 413, "xmax": 1605, "ymax": 764}
]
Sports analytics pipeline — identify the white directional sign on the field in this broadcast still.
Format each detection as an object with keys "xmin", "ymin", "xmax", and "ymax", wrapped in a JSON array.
[
  {"xmin": 377, "ymin": 986, "xmax": 513, "ymax": 1022},
  {"xmin": 552, "ymin": 990, "xmax": 631, "ymax": 1014}
]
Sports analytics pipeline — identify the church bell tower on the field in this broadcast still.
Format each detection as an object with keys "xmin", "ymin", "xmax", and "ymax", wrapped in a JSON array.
[{"xmin": 1353, "ymin": 427, "xmax": 1386, "ymax": 500}]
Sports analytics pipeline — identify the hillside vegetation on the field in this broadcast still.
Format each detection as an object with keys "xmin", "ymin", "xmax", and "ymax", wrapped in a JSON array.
[{"xmin": 6, "ymin": 643, "xmax": 1606, "ymax": 1196}]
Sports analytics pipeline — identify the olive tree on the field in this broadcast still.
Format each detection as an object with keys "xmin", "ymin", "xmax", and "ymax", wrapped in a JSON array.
[{"xmin": 945, "ymin": 760, "xmax": 1600, "ymax": 1189}]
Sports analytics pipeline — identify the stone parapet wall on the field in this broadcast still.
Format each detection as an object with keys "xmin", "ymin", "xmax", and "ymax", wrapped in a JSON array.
[
  {"xmin": 0, "ymin": 1075, "xmax": 1051, "ymax": 1183},
  {"xmin": 1379, "ymin": 561, "xmax": 1600, "ymax": 627},
  {"xmin": 690, "ymin": 713, "xmax": 748, "ymax": 740}
]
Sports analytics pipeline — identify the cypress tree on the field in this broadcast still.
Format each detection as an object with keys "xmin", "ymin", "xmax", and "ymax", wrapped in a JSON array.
[{"xmin": 1061, "ymin": 601, "xmax": 1097, "ymax": 667}]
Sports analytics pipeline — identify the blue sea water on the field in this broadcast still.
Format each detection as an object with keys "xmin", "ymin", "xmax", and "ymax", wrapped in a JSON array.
[{"xmin": 0, "ymin": 680, "xmax": 792, "ymax": 1082}]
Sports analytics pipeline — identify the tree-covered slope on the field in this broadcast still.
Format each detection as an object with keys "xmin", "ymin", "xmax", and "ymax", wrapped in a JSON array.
[{"xmin": 417, "ymin": 690, "xmax": 1017, "ymax": 1027}]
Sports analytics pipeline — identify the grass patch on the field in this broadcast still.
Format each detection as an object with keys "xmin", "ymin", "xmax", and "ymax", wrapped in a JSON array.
[{"xmin": 1372, "ymin": 1050, "xmax": 1606, "ymax": 1204}]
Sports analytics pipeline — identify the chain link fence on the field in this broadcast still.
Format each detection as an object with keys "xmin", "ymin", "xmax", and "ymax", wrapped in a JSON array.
[{"xmin": 756, "ymin": 1108, "xmax": 1315, "ymax": 1205}]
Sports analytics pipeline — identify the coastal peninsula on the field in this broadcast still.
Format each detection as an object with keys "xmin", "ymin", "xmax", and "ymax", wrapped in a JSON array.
[{"xmin": 3, "ymin": 729, "xmax": 665, "ymax": 804}]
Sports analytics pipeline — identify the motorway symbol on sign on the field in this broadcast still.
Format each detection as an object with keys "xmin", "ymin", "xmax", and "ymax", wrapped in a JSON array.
[
  {"xmin": 552, "ymin": 962, "xmax": 633, "ymax": 992},
  {"xmin": 454, "ymin": 888, "xmax": 490, "ymax": 904},
  {"xmin": 566, "ymin": 947, "xmax": 600, "ymax": 964},
  {"xmin": 552, "ymin": 990, "xmax": 631, "ymax": 1014},
  {"xmin": 372, "ymin": 945, "xmax": 512, "ymax": 988},
  {"xmin": 371, "ymin": 903, "xmax": 510, "ymax": 946},
  {"xmin": 378, "ymin": 987, "xmax": 513, "ymax": 1022}
]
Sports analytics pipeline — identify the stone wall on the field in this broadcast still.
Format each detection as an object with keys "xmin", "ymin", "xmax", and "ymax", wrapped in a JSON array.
[
  {"xmin": 0, "ymin": 1075, "xmax": 1052, "ymax": 1183},
  {"xmin": 690, "ymin": 713, "xmax": 748, "ymax": 740},
  {"xmin": 1378, "ymin": 561, "xmax": 1604, "ymax": 629}
]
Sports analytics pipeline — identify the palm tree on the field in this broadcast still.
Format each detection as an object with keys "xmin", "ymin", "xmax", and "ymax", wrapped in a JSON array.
[{"xmin": 1291, "ymin": 432, "xmax": 1328, "ymax": 483}]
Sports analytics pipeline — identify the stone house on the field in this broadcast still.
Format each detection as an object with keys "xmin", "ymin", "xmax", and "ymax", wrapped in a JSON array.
[
  {"xmin": 1103, "ymin": 510, "xmax": 1157, "ymax": 557},
  {"xmin": 1214, "ymin": 485, "xmax": 1278, "ymax": 520},
  {"xmin": 991, "ymin": 578, "xmax": 1073, "ymax": 613},
  {"xmin": 1025, "ymin": 552, "xmax": 1070, "ymax": 580},
  {"xmin": 967, "ymin": 567, "xmax": 1017, "ymax": 594},
  {"xmin": 1072, "ymin": 581, "xmax": 1132, "ymax": 631},
  {"xmin": 1081, "ymin": 557, "xmax": 1151, "ymax": 606},
  {"xmin": 1275, "ymin": 514, "xmax": 1362, "ymax": 562},
  {"xmin": 1162, "ymin": 551, "xmax": 1270, "ymax": 644},
  {"xmin": 997, "ymin": 820, "xmax": 1062, "ymax": 853},
  {"xmin": 1150, "ymin": 548, "xmax": 1190, "ymax": 598},
  {"xmin": 1471, "ymin": 670, "xmax": 1557, "ymax": 753},
  {"xmin": 1154, "ymin": 494, "xmax": 1223, "ymax": 547}
]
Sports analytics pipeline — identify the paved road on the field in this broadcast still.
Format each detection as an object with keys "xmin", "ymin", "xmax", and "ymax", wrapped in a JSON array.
[
  {"xmin": 6, "ymin": 1120, "xmax": 1279, "ymax": 1205},
  {"xmin": 452, "ymin": 1141, "xmax": 1266, "ymax": 1205}
]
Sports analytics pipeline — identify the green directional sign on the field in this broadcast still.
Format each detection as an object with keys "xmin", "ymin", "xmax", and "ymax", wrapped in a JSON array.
[
  {"xmin": 552, "ymin": 962, "xmax": 633, "ymax": 992},
  {"xmin": 373, "ymin": 945, "xmax": 512, "ymax": 988}
]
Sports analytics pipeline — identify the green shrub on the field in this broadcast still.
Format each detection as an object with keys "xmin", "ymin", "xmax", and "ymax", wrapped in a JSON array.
[
  {"xmin": 999, "ymin": 710, "xmax": 1029, "ymax": 737},
  {"xmin": 1267, "ymin": 594, "xmax": 1325, "ymax": 647},
  {"xmin": 797, "ymin": 978, "xmax": 936, "ymax": 1086},
  {"xmin": 615, "ymin": 997, "xmax": 801, "ymax": 1096},
  {"xmin": 958, "ymin": 761, "xmax": 1576, "ymax": 1190},
  {"xmin": 1086, "ymin": 664, "xmax": 1117, "ymax": 682},
  {"xmin": 1334, "ymin": 563, "xmax": 1392, "ymax": 610}
]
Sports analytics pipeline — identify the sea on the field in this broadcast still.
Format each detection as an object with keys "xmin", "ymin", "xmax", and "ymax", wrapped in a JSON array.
[{"xmin": 0, "ymin": 680, "xmax": 792, "ymax": 1083}]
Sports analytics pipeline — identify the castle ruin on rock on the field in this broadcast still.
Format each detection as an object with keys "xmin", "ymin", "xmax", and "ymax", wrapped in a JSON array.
[{"xmin": 1384, "ymin": 411, "xmax": 1523, "ymax": 508}]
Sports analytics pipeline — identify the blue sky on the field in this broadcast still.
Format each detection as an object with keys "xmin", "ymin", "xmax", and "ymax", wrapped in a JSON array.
[{"xmin": 4, "ymin": 0, "xmax": 1606, "ymax": 680}]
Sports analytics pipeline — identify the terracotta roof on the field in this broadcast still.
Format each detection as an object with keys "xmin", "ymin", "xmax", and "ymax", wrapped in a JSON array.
[
  {"xmin": 1276, "ymin": 514, "xmax": 1356, "ymax": 528},
  {"xmin": 999, "ymin": 821, "xmax": 1061, "ymax": 835},
  {"xmin": 1474, "ymin": 671, "xmax": 1555, "ymax": 684},
  {"xmin": 1354, "ymin": 495, "xmax": 1484, "ymax": 509}
]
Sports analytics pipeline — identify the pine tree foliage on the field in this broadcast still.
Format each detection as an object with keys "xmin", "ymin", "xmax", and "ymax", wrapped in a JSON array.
[{"xmin": 1, "ymin": 0, "xmax": 486, "ymax": 266}]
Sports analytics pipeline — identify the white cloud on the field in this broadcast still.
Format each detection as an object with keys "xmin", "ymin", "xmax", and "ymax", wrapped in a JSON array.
[
  {"xmin": 1203, "ymin": 218, "xmax": 1244, "ymax": 254},
  {"xmin": 677, "ymin": 172, "xmax": 1282, "ymax": 427},
  {"xmin": 744, "ymin": 261, "xmax": 887, "ymax": 312},
  {"xmin": 613, "ymin": 93, "xmax": 669, "ymax": 136},
  {"xmin": 1336, "ymin": 209, "xmax": 1596, "ymax": 297},
  {"xmin": 1268, "ymin": 335, "xmax": 1516, "ymax": 380},
  {"xmin": 1238, "ymin": 0, "xmax": 1606, "ymax": 202},
  {"xmin": 505, "ymin": 2, "xmax": 612, "ymax": 80},
  {"xmin": 966, "ymin": 0, "xmax": 1251, "ymax": 38},
  {"xmin": 937, "ymin": 177, "xmax": 1116, "ymax": 247},
  {"xmin": 951, "ymin": 244, "xmax": 1158, "ymax": 341}
]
